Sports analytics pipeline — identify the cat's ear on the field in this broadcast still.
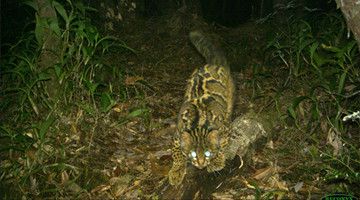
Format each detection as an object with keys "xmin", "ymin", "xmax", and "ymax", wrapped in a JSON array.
[
  {"xmin": 207, "ymin": 129, "xmax": 220, "ymax": 146},
  {"xmin": 181, "ymin": 132, "xmax": 192, "ymax": 149},
  {"xmin": 208, "ymin": 128, "xmax": 228, "ymax": 147}
]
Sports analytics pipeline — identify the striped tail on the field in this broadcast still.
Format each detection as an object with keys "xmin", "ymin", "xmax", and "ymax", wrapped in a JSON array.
[{"xmin": 189, "ymin": 31, "xmax": 228, "ymax": 68}]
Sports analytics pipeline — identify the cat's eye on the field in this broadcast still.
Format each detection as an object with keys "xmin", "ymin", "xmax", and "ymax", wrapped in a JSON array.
[
  {"xmin": 205, "ymin": 151, "xmax": 211, "ymax": 157},
  {"xmin": 191, "ymin": 151, "xmax": 197, "ymax": 158}
]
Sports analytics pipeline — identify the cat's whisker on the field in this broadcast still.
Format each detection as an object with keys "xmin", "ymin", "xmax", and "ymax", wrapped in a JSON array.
[
  {"xmin": 215, "ymin": 169, "xmax": 223, "ymax": 177},
  {"xmin": 210, "ymin": 166, "xmax": 223, "ymax": 178}
]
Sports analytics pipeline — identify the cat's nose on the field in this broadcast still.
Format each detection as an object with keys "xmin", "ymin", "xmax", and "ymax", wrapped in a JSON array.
[{"xmin": 197, "ymin": 159, "xmax": 206, "ymax": 168}]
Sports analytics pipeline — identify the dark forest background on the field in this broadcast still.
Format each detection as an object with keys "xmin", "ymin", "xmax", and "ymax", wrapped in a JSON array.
[{"xmin": 1, "ymin": 0, "xmax": 359, "ymax": 199}]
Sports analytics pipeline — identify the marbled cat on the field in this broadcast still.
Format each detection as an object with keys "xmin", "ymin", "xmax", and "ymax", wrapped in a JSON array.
[{"xmin": 169, "ymin": 31, "xmax": 235, "ymax": 186}]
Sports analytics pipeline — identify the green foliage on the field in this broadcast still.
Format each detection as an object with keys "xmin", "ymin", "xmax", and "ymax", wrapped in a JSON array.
[
  {"xmin": 0, "ymin": 0, "xmax": 141, "ymax": 198},
  {"xmin": 245, "ymin": 63, "xmax": 275, "ymax": 100},
  {"xmin": 1, "ymin": 0, "xmax": 134, "ymax": 120},
  {"xmin": 264, "ymin": 9, "xmax": 359, "ymax": 191},
  {"xmin": 249, "ymin": 181, "xmax": 262, "ymax": 199},
  {"xmin": 118, "ymin": 108, "xmax": 150, "ymax": 127},
  {"xmin": 313, "ymin": 142, "xmax": 360, "ymax": 193},
  {"xmin": 265, "ymin": 11, "xmax": 359, "ymax": 125}
]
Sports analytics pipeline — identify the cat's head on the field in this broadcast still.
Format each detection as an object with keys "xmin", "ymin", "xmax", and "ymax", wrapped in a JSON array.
[{"xmin": 180, "ymin": 128, "xmax": 225, "ymax": 169}]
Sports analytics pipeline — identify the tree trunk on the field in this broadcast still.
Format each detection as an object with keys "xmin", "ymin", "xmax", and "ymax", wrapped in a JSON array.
[
  {"xmin": 34, "ymin": 0, "xmax": 61, "ymax": 100},
  {"xmin": 335, "ymin": 0, "xmax": 360, "ymax": 51}
]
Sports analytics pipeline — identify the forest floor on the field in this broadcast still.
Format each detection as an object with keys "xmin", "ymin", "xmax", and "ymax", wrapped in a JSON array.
[
  {"xmin": 1, "ymin": 6, "xmax": 359, "ymax": 199},
  {"xmin": 82, "ymin": 14, "xmax": 359, "ymax": 199}
]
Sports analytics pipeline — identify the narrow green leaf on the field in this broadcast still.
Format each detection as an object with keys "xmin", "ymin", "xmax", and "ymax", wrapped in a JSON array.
[
  {"xmin": 37, "ymin": 71, "xmax": 49, "ymax": 80},
  {"xmin": 35, "ymin": 22, "xmax": 45, "ymax": 44},
  {"xmin": 80, "ymin": 103, "xmax": 95, "ymax": 116},
  {"xmin": 39, "ymin": 16, "xmax": 49, "ymax": 26},
  {"xmin": 312, "ymin": 52, "xmax": 323, "ymax": 68},
  {"xmin": 310, "ymin": 84, "xmax": 330, "ymax": 96},
  {"xmin": 39, "ymin": 117, "xmax": 56, "ymax": 141},
  {"xmin": 68, "ymin": 44, "xmax": 76, "ymax": 56},
  {"xmin": 329, "ymin": 77, "xmax": 337, "ymax": 92},
  {"xmin": 65, "ymin": 81, "xmax": 73, "ymax": 91},
  {"xmin": 100, "ymin": 92, "xmax": 110, "ymax": 109},
  {"xmin": 288, "ymin": 106, "xmax": 296, "ymax": 119},
  {"xmin": 74, "ymin": 1, "xmax": 86, "ymax": 16},
  {"xmin": 84, "ymin": 80, "xmax": 100, "ymax": 94},
  {"xmin": 126, "ymin": 109, "xmax": 148, "ymax": 119},
  {"xmin": 292, "ymin": 96, "xmax": 309, "ymax": 108},
  {"xmin": 28, "ymin": 96, "xmax": 39, "ymax": 116},
  {"xmin": 53, "ymin": 1, "xmax": 68, "ymax": 22},
  {"xmin": 150, "ymin": 124, "xmax": 163, "ymax": 129},
  {"xmin": 312, "ymin": 108, "xmax": 319, "ymax": 119},
  {"xmin": 84, "ymin": 79, "xmax": 91, "ymax": 91},
  {"xmin": 81, "ymin": 46, "xmax": 88, "ymax": 59},
  {"xmin": 248, "ymin": 181, "xmax": 261, "ymax": 199},
  {"xmin": 41, "ymin": 1, "xmax": 51, "ymax": 9},
  {"xmin": 258, "ymin": 73, "xmax": 274, "ymax": 78},
  {"xmin": 136, "ymin": 80, "xmax": 154, "ymax": 90},
  {"xmin": 0, "ymin": 126, "xmax": 11, "ymax": 135},
  {"xmin": 23, "ymin": 1, "xmax": 39, "ymax": 12},
  {"xmin": 97, "ymin": 36, "xmax": 135, "ymax": 53},
  {"xmin": 338, "ymin": 72, "xmax": 346, "ymax": 94},
  {"xmin": 346, "ymin": 41, "xmax": 356, "ymax": 55},
  {"xmin": 90, "ymin": 83, "xmax": 100, "ymax": 93},
  {"xmin": 299, "ymin": 39, "xmax": 314, "ymax": 52},
  {"xmin": 309, "ymin": 42, "xmax": 319, "ymax": 59},
  {"xmin": 275, "ymin": 87, "xmax": 284, "ymax": 100},
  {"xmin": 66, "ymin": 0, "xmax": 73, "ymax": 7},
  {"xmin": 54, "ymin": 64, "xmax": 61, "ymax": 78},
  {"xmin": 49, "ymin": 18, "xmax": 61, "ymax": 37},
  {"xmin": 0, "ymin": 146, "xmax": 26, "ymax": 152},
  {"xmin": 321, "ymin": 44, "xmax": 342, "ymax": 53}
]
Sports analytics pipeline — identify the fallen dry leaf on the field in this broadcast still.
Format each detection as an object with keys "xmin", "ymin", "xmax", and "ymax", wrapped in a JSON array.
[
  {"xmin": 155, "ymin": 126, "xmax": 175, "ymax": 137},
  {"xmin": 326, "ymin": 127, "xmax": 343, "ymax": 156},
  {"xmin": 212, "ymin": 192, "xmax": 233, "ymax": 200},
  {"xmin": 271, "ymin": 176, "xmax": 288, "ymax": 191},
  {"xmin": 149, "ymin": 153, "xmax": 171, "ymax": 177},
  {"xmin": 27, "ymin": 149, "xmax": 36, "ymax": 160},
  {"xmin": 253, "ymin": 165, "xmax": 274, "ymax": 180},
  {"xmin": 114, "ymin": 185, "xmax": 127, "ymax": 198},
  {"xmin": 294, "ymin": 181, "xmax": 303, "ymax": 193},
  {"xmin": 70, "ymin": 124, "xmax": 77, "ymax": 133},
  {"xmin": 151, "ymin": 162, "xmax": 169, "ymax": 177},
  {"xmin": 320, "ymin": 118, "xmax": 328, "ymax": 134},
  {"xmin": 243, "ymin": 179, "xmax": 264, "ymax": 189},
  {"xmin": 68, "ymin": 183, "xmax": 82, "ymax": 194},
  {"xmin": 149, "ymin": 152, "xmax": 156, "ymax": 162},
  {"xmin": 60, "ymin": 171, "xmax": 69, "ymax": 186},
  {"xmin": 91, "ymin": 184, "xmax": 110, "ymax": 194},
  {"xmin": 113, "ymin": 102, "xmax": 131, "ymax": 113},
  {"xmin": 75, "ymin": 108, "xmax": 83, "ymax": 125},
  {"xmin": 110, "ymin": 177, "xmax": 122, "ymax": 185},
  {"xmin": 124, "ymin": 76, "xmax": 143, "ymax": 85},
  {"xmin": 47, "ymin": 172, "xmax": 57, "ymax": 183},
  {"xmin": 29, "ymin": 176, "xmax": 38, "ymax": 192}
]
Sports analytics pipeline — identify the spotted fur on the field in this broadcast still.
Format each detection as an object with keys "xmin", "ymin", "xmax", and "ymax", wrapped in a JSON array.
[{"xmin": 169, "ymin": 31, "xmax": 235, "ymax": 186}]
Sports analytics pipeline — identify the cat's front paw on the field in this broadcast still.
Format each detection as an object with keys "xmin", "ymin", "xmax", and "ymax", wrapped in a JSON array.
[{"xmin": 169, "ymin": 165, "xmax": 186, "ymax": 186}]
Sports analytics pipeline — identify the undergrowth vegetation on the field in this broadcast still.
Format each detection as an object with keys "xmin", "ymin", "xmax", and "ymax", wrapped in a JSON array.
[
  {"xmin": 261, "ymin": 9, "xmax": 359, "ymax": 195},
  {"xmin": 0, "ymin": 0, "xmax": 147, "ymax": 198},
  {"xmin": 1, "ymin": 0, "xmax": 359, "ymax": 198}
]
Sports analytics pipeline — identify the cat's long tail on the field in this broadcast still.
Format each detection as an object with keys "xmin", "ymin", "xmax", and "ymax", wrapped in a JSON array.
[{"xmin": 189, "ymin": 31, "xmax": 228, "ymax": 68}]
